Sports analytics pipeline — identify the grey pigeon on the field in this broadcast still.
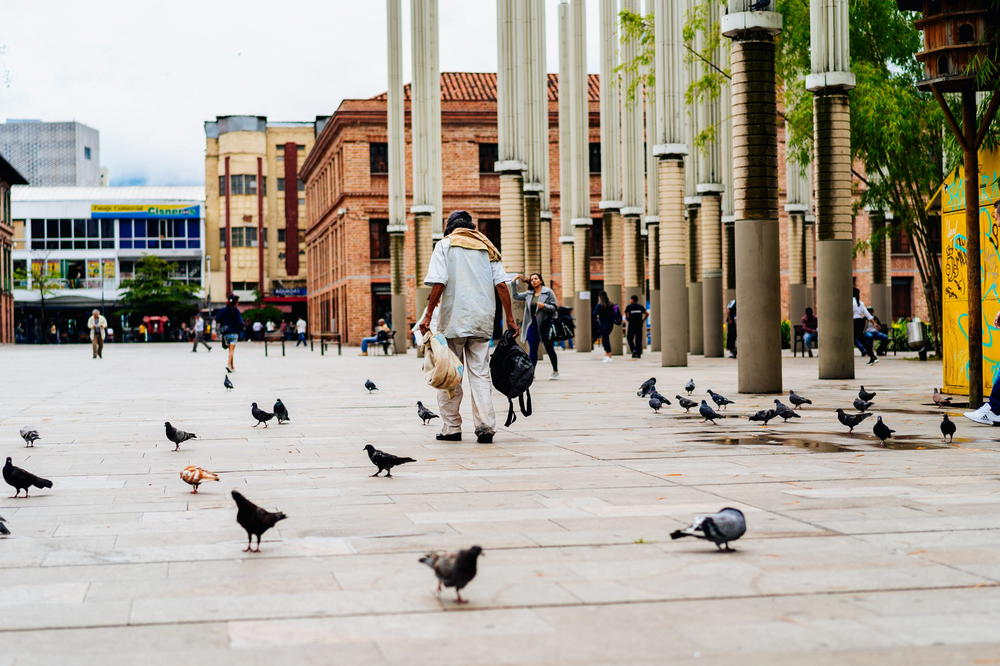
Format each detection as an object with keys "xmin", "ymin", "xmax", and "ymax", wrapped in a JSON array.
[
  {"xmin": 19, "ymin": 427, "xmax": 39, "ymax": 448},
  {"xmin": 363, "ymin": 444, "xmax": 416, "ymax": 477},
  {"xmin": 773, "ymin": 399, "xmax": 801, "ymax": 422},
  {"xmin": 251, "ymin": 402, "xmax": 275, "ymax": 428},
  {"xmin": 788, "ymin": 390, "xmax": 812, "ymax": 408},
  {"xmin": 273, "ymin": 399, "xmax": 290, "ymax": 424},
  {"xmin": 164, "ymin": 421, "xmax": 197, "ymax": 452},
  {"xmin": 932, "ymin": 388, "xmax": 952, "ymax": 407},
  {"xmin": 684, "ymin": 378, "xmax": 696, "ymax": 395},
  {"xmin": 836, "ymin": 408, "xmax": 872, "ymax": 433},
  {"xmin": 699, "ymin": 400, "xmax": 725, "ymax": 425},
  {"xmin": 231, "ymin": 490, "xmax": 287, "ymax": 553},
  {"xmin": 853, "ymin": 397, "xmax": 874, "ymax": 413},
  {"xmin": 4, "ymin": 457, "xmax": 53, "ymax": 498},
  {"xmin": 858, "ymin": 386, "xmax": 877, "ymax": 402},
  {"xmin": 365, "ymin": 379, "xmax": 378, "ymax": 393},
  {"xmin": 670, "ymin": 507, "xmax": 746, "ymax": 551},
  {"xmin": 748, "ymin": 409, "xmax": 779, "ymax": 426},
  {"xmin": 416, "ymin": 401, "xmax": 439, "ymax": 425},
  {"xmin": 941, "ymin": 414, "xmax": 956, "ymax": 443},
  {"xmin": 0, "ymin": 515, "xmax": 8, "ymax": 536},
  {"xmin": 708, "ymin": 389, "xmax": 734, "ymax": 410},
  {"xmin": 637, "ymin": 377, "xmax": 657, "ymax": 398},
  {"xmin": 649, "ymin": 397, "xmax": 665, "ymax": 413},
  {"xmin": 419, "ymin": 545, "xmax": 483, "ymax": 603},
  {"xmin": 675, "ymin": 395, "xmax": 698, "ymax": 413},
  {"xmin": 873, "ymin": 416, "xmax": 895, "ymax": 446},
  {"xmin": 649, "ymin": 389, "xmax": 671, "ymax": 405},
  {"xmin": 224, "ymin": 374, "xmax": 234, "ymax": 390}
]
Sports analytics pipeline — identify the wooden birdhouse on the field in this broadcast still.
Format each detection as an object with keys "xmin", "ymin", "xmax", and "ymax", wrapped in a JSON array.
[{"xmin": 897, "ymin": 0, "xmax": 998, "ymax": 91}]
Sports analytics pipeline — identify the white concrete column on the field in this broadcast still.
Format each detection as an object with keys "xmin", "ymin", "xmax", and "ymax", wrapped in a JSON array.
[
  {"xmin": 496, "ymin": 0, "xmax": 528, "ymax": 276},
  {"xmin": 620, "ymin": 0, "xmax": 644, "ymax": 313},
  {"xmin": 387, "ymin": 0, "xmax": 407, "ymax": 351},
  {"xmin": 644, "ymin": 31, "xmax": 661, "ymax": 351},
  {"xmin": 784, "ymin": 138, "xmax": 811, "ymax": 326},
  {"xmin": 600, "ymin": 0, "xmax": 624, "ymax": 356},
  {"xmin": 567, "ymin": 0, "xmax": 592, "ymax": 352},
  {"xmin": 558, "ymin": 1, "xmax": 575, "ymax": 302}
]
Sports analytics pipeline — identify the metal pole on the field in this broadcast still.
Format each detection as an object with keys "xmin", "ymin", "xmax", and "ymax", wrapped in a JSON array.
[{"xmin": 963, "ymin": 86, "xmax": 982, "ymax": 407}]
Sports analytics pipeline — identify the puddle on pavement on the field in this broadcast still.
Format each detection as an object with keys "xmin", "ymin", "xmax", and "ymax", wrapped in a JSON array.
[{"xmin": 706, "ymin": 434, "xmax": 851, "ymax": 453}]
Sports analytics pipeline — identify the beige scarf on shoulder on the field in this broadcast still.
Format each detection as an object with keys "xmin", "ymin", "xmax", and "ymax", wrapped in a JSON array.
[{"xmin": 446, "ymin": 228, "xmax": 502, "ymax": 262}]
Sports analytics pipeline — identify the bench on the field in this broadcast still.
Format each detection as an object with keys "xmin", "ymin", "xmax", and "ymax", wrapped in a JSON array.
[{"xmin": 311, "ymin": 332, "xmax": 342, "ymax": 356}]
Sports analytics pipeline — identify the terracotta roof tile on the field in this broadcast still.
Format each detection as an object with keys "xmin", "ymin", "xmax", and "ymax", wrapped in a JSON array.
[{"xmin": 371, "ymin": 72, "xmax": 600, "ymax": 102}]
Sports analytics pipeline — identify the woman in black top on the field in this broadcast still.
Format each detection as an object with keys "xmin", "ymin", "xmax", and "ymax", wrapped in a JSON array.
[
  {"xmin": 214, "ymin": 294, "xmax": 244, "ymax": 373},
  {"xmin": 592, "ymin": 291, "xmax": 618, "ymax": 363},
  {"xmin": 511, "ymin": 273, "xmax": 560, "ymax": 379}
]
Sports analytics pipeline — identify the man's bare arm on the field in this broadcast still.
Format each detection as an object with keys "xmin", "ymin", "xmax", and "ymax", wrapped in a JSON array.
[{"xmin": 418, "ymin": 283, "xmax": 446, "ymax": 335}]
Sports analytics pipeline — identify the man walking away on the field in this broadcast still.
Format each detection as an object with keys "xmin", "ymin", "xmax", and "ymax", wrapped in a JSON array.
[
  {"xmin": 214, "ymin": 294, "xmax": 244, "ymax": 373},
  {"xmin": 295, "ymin": 317, "xmax": 307, "ymax": 347},
  {"xmin": 419, "ymin": 210, "xmax": 518, "ymax": 444},
  {"xmin": 88, "ymin": 309, "xmax": 107, "ymax": 359},
  {"xmin": 623, "ymin": 295, "xmax": 648, "ymax": 359},
  {"xmin": 192, "ymin": 313, "xmax": 212, "ymax": 352}
]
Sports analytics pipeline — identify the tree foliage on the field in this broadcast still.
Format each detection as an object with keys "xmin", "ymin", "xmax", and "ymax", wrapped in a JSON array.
[{"xmin": 117, "ymin": 255, "xmax": 199, "ymax": 320}]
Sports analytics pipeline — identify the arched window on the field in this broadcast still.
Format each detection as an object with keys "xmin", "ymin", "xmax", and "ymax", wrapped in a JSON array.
[
  {"xmin": 958, "ymin": 23, "xmax": 975, "ymax": 43},
  {"xmin": 937, "ymin": 56, "xmax": 950, "ymax": 75}
]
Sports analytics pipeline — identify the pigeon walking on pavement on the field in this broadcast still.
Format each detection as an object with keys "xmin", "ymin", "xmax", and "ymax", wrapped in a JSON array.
[
  {"xmin": 748, "ymin": 409, "xmax": 779, "ymax": 426},
  {"xmin": 416, "ymin": 401, "xmax": 439, "ymax": 425},
  {"xmin": 19, "ymin": 427, "xmax": 40, "ymax": 448},
  {"xmin": 773, "ymin": 400, "xmax": 801, "ymax": 422},
  {"xmin": 419, "ymin": 545, "xmax": 483, "ymax": 603},
  {"xmin": 676, "ymin": 395, "xmax": 698, "ymax": 413},
  {"xmin": 231, "ymin": 490, "xmax": 287, "ymax": 553},
  {"xmin": 670, "ymin": 507, "xmax": 746, "ymax": 551},
  {"xmin": 0, "ymin": 515, "xmax": 8, "ymax": 536},
  {"xmin": 649, "ymin": 390, "xmax": 671, "ymax": 405},
  {"xmin": 224, "ymin": 374, "xmax": 234, "ymax": 391},
  {"xmin": 3, "ymin": 458, "xmax": 53, "ymax": 498},
  {"xmin": 858, "ymin": 386, "xmax": 877, "ymax": 402},
  {"xmin": 873, "ymin": 416, "xmax": 895, "ymax": 447},
  {"xmin": 932, "ymin": 388, "xmax": 952, "ymax": 407},
  {"xmin": 853, "ymin": 397, "xmax": 874, "ymax": 413},
  {"xmin": 649, "ymin": 397, "xmax": 665, "ymax": 413},
  {"xmin": 365, "ymin": 379, "xmax": 378, "ymax": 393},
  {"xmin": 180, "ymin": 466, "xmax": 220, "ymax": 493},
  {"xmin": 788, "ymin": 391, "xmax": 812, "ymax": 408},
  {"xmin": 708, "ymin": 389, "xmax": 734, "ymax": 410},
  {"xmin": 940, "ymin": 414, "xmax": 956, "ymax": 443},
  {"xmin": 684, "ymin": 379, "xmax": 696, "ymax": 395},
  {"xmin": 836, "ymin": 408, "xmax": 872, "ymax": 433},
  {"xmin": 637, "ymin": 378, "xmax": 657, "ymax": 398},
  {"xmin": 363, "ymin": 444, "xmax": 416, "ymax": 477},
  {"xmin": 164, "ymin": 421, "xmax": 197, "ymax": 452},
  {"xmin": 699, "ymin": 400, "xmax": 725, "ymax": 425},
  {"xmin": 251, "ymin": 403, "xmax": 275, "ymax": 428},
  {"xmin": 273, "ymin": 399, "xmax": 290, "ymax": 424}
]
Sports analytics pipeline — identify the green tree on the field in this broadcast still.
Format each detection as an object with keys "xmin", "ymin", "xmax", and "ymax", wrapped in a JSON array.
[
  {"xmin": 117, "ymin": 255, "xmax": 199, "ymax": 322},
  {"xmin": 13, "ymin": 259, "xmax": 61, "ymax": 339}
]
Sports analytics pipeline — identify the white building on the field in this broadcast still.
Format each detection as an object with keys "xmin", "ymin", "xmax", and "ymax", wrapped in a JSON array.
[{"xmin": 0, "ymin": 120, "xmax": 103, "ymax": 187}]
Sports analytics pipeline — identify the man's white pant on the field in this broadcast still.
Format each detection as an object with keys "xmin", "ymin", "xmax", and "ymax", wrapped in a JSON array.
[{"xmin": 438, "ymin": 336, "xmax": 496, "ymax": 436}]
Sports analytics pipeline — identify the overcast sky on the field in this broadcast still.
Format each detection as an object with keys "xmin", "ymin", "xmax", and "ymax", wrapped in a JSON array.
[{"xmin": 1, "ymin": 0, "xmax": 606, "ymax": 186}]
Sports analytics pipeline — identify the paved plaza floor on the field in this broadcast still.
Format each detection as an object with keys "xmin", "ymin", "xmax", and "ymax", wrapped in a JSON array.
[{"xmin": 2, "ymin": 341, "xmax": 1000, "ymax": 664}]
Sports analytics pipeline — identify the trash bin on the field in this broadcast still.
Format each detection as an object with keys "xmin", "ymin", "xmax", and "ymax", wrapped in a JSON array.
[{"xmin": 907, "ymin": 317, "xmax": 926, "ymax": 351}]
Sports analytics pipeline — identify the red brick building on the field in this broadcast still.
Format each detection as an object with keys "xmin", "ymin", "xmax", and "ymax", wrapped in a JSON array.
[
  {"xmin": 0, "ymin": 154, "xmax": 27, "ymax": 344},
  {"xmin": 301, "ymin": 72, "xmax": 928, "ymax": 345}
]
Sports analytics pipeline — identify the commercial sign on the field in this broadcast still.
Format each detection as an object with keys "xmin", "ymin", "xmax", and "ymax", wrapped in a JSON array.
[
  {"xmin": 91, "ymin": 204, "xmax": 200, "ymax": 219},
  {"xmin": 273, "ymin": 287, "xmax": 307, "ymax": 297}
]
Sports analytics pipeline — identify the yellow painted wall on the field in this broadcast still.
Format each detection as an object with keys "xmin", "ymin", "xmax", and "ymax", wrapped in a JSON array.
[{"xmin": 942, "ymin": 149, "xmax": 1000, "ymax": 395}]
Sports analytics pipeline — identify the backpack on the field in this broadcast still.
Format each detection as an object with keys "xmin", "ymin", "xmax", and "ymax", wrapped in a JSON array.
[{"xmin": 490, "ymin": 329, "xmax": 535, "ymax": 427}]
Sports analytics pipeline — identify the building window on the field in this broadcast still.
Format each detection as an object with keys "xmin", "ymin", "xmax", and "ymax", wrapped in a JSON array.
[
  {"xmin": 30, "ymin": 217, "xmax": 115, "ymax": 250},
  {"xmin": 120, "ymin": 217, "xmax": 200, "ymax": 249},
  {"xmin": 478, "ymin": 218, "xmax": 501, "ymax": 251},
  {"xmin": 369, "ymin": 142, "xmax": 389, "ymax": 174},
  {"xmin": 232, "ymin": 281, "xmax": 259, "ymax": 292},
  {"xmin": 84, "ymin": 147, "xmax": 92, "ymax": 160},
  {"xmin": 958, "ymin": 23, "xmax": 975, "ymax": 43},
  {"xmin": 220, "ymin": 174, "xmax": 265, "ymax": 196},
  {"xmin": 296, "ymin": 178, "xmax": 305, "ymax": 191},
  {"xmin": 278, "ymin": 228, "xmax": 286, "ymax": 243},
  {"xmin": 219, "ymin": 227, "xmax": 259, "ymax": 248},
  {"xmin": 478, "ymin": 143, "xmax": 498, "ymax": 174},
  {"xmin": 589, "ymin": 143, "xmax": 601, "ymax": 174},
  {"xmin": 277, "ymin": 178, "xmax": 285, "ymax": 192},
  {"xmin": 369, "ymin": 218, "xmax": 390, "ymax": 259},
  {"xmin": 590, "ymin": 218, "xmax": 603, "ymax": 258}
]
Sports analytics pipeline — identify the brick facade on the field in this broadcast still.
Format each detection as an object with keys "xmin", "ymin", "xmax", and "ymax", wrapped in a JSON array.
[{"xmin": 0, "ymin": 155, "xmax": 27, "ymax": 343}]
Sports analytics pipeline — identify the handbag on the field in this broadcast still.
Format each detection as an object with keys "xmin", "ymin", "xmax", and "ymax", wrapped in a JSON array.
[{"xmin": 545, "ymin": 311, "xmax": 575, "ymax": 342}]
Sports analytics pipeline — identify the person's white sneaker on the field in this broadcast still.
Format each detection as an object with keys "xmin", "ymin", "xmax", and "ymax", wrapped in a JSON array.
[
  {"xmin": 549, "ymin": 372, "xmax": 559, "ymax": 380},
  {"xmin": 963, "ymin": 403, "xmax": 996, "ymax": 425},
  {"xmin": 601, "ymin": 357, "xmax": 612, "ymax": 363}
]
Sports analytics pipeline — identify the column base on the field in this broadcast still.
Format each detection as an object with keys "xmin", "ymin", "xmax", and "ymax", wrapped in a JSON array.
[
  {"xmin": 702, "ymin": 275, "xmax": 723, "ymax": 357},
  {"xmin": 735, "ymin": 218, "xmax": 782, "ymax": 393},
  {"xmin": 606, "ymin": 284, "xmax": 624, "ymax": 356},
  {"xmin": 817, "ymin": 239, "xmax": 855, "ymax": 379},
  {"xmin": 688, "ymin": 281, "xmax": 704, "ymax": 355},
  {"xmin": 788, "ymin": 283, "xmax": 808, "ymax": 325},
  {"xmin": 659, "ymin": 265, "xmax": 689, "ymax": 366},
  {"xmin": 574, "ymin": 294, "xmax": 593, "ymax": 353},
  {"xmin": 391, "ymin": 292, "xmax": 407, "ymax": 353},
  {"xmin": 869, "ymin": 282, "xmax": 891, "ymax": 324},
  {"xmin": 650, "ymin": 289, "xmax": 661, "ymax": 351}
]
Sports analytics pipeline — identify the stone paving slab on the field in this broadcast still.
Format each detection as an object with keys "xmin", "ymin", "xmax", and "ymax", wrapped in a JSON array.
[{"xmin": 2, "ymin": 342, "xmax": 1000, "ymax": 663}]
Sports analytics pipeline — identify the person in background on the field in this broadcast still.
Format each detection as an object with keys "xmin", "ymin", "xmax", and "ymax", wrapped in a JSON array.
[
  {"xmin": 214, "ymin": 294, "xmax": 244, "ymax": 373},
  {"xmin": 801, "ymin": 307, "xmax": 818, "ymax": 357},
  {"xmin": 252, "ymin": 320, "xmax": 264, "ymax": 341},
  {"xmin": 852, "ymin": 287, "xmax": 878, "ymax": 365},
  {"xmin": 87, "ymin": 309, "xmax": 108, "ymax": 359},
  {"xmin": 725, "ymin": 299, "xmax": 737, "ymax": 358},
  {"xmin": 359, "ymin": 319, "xmax": 391, "ymax": 356},
  {"xmin": 137, "ymin": 322, "xmax": 147, "ymax": 342},
  {"xmin": 511, "ymin": 272, "xmax": 559, "ymax": 379},
  {"xmin": 864, "ymin": 307, "xmax": 889, "ymax": 356},
  {"xmin": 49, "ymin": 323, "xmax": 59, "ymax": 344},
  {"xmin": 296, "ymin": 317, "xmax": 307, "ymax": 346},
  {"xmin": 966, "ymin": 308, "xmax": 1000, "ymax": 424},
  {"xmin": 623, "ymin": 295, "xmax": 648, "ymax": 359},
  {"xmin": 593, "ymin": 291, "xmax": 618, "ymax": 363},
  {"xmin": 192, "ymin": 313, "xmax": 211, "ymax": 352}
]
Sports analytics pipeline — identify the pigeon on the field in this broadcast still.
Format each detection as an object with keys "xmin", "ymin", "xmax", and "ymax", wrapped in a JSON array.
[
  {"xmin": 365, "ymin": 379, "xmax": 378, "ymax": 393},
  {"xmin": 416, "ymin": 401, "xmax": 439, "ymax": 425},
  {"xmin": 836, "ymin": 408, "xmax": 872, "ymax": 433},
  {"xmin": 0, "ymin": 515, "xmax": 8, "ymax": 536},
  {"xmin": 3, "ymin": 457, "xmax": 53, "ymax": 498},
  {"xmin": 637, "ymin": 377, "xmax": 657, "ymax": 398},
  {"xmin": 773, "ymin": 400, "xmax": 801, "ymax": 422},
  {"xmin": 670, "ymin": 507, "xmax": 747, "ymax": 551},
  {"xmin": 419, "ymin": 545, "xmax": 483, "ymax": 603},
  {"xmin": 273, "ymin": 399, "xmax": 290, "ymax": 424},
  {"xmin": 684, "ymin": 378, "xmax": 696, "ymax": 395},
  {"xmin": 873, "ymin": 416, "xmax": 895, "ymax": 446},
  {"xmin": 858, "ymin": 386, "xmax": 877, "ymax": 402},
  {"xmin": 164, "ymin": 422, "xmax": 197, "ymax": 452},
  {"xmin": 853, "ymin": 397, "xmax": 874, "ymax": 413},
  {"xmin": 748, "ymin": 409, "xmax": 779, "ymax": 426},
  {"xmin": 19, "ymin": 427, "xmax": 40, "ymax": 448},
  {"xmin": 251, "ymin": 403, "xmax": 275, "ymax": 428},
  {"xmin": 231, "ymin": 490, "xmax": 287, "ymax": 553},
  {"xmin": 224, "ymin": 375, "xmax": 234, "ymax": 391},
  {"xmin": 788, "ymin": 390, "xmax": 812, "ymax": 408},
  {"xmin": 932, "ymin": 388, "xmax": 952, "ymax": 407},
  {"xmin": 649, "ymin": 390, "xmax": 671, "ymax": 405},
  {"xmin": 708, "ymin": 389, "xmax": 734, "ymax": 410},
  {"xmin": 180, "ymin": 466, "xmax": 220, "ymax": 493},
  {"xmin": 649, "ymin": 397, "xmax": 665, "ymax": 413},
  {"xmin": 699, "ymin": 400, "xmax": 725, "ymax": 425},
  {"xmin": 748, "ymin": 0, "xmax": 771, "ymax": 11},
  {"xmin": 675, "ymin": 395, "xmax": 698, "ymax": 413},
  {"xmin": 940, "ymin": 414, "xmax": 956, "ymax": 443},
  {"xmin": 363, "ymin": 444, "xmax": 416, "ymax": 477}
]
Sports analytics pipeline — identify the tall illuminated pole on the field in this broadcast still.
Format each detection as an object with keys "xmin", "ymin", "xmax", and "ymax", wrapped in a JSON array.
[
  {"xmin": 599, "ymin": 0, "xmax": 623, "ymax": 356},
  {"xmin": 387, "ymin": 0, "xmax": 407, "ymax": 351}
]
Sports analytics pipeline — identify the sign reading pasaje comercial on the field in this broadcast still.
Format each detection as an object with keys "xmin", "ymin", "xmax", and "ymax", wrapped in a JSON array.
[{"xmin": 90, "ymin": 204, "xmax": 200, "ymax": 219}]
